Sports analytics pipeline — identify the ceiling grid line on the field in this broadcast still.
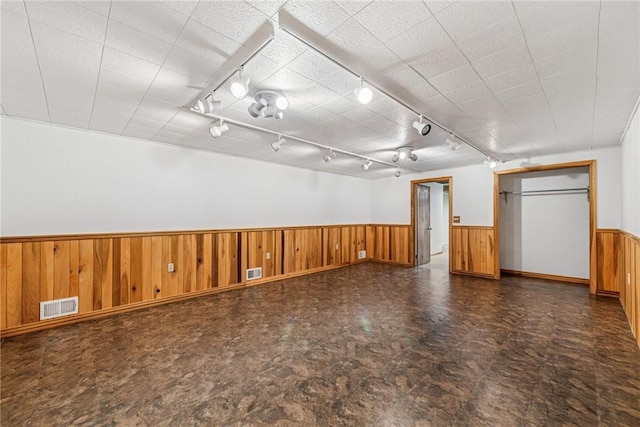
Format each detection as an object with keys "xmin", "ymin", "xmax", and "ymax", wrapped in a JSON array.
[
  {"xmin": 123, "ymin": 8, "xmax": 195, "ymax": 139},
  {"xmin": 509, "ymin": 0, "xmax": 565, "ymax": 153},
  {"xmin": 21, "ymin": 0, "xmax": 52, "ymax": 123},
  {"xmin": 422, "ymin": 9, "xmax": 520, "ymax": 158},
  {"xmin": 87, "ymin": 1, "xmax": 113, "ymax": 130}
]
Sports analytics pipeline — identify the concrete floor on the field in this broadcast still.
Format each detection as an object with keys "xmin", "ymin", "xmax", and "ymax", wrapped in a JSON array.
[{"xmin": 2, "ymin": 262, "xmax": 639, "ymax": 426}]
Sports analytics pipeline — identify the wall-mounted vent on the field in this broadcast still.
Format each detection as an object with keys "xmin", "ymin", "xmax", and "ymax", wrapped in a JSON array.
[
  {"xmin": 40, "ymin": 296, "xmax": 78, "ymax": 320},
  {"xmin": 246, "ymin": 267, "xmax": 262, "ymax": 281}
]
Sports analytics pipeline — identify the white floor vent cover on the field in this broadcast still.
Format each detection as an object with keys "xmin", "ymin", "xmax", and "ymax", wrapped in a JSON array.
[
  {"xmin": 40, "ymin": 296, "xmax": 78, "ymax": 320},
  {"xmin": 246, "ymin": 267, "xmax": 262, "ymax": 281}
]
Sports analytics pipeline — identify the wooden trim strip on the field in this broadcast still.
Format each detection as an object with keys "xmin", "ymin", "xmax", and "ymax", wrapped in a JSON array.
[
  {"xmin": 450, "ymin": 270, "xmax": 495, "ymax": 279},
  {"xmin": 493, "ymin": 160, "xmax": 596, "ymax": 176},
  {"xmin": 369, "ymin": 259, "xmax": 413, "ymax": 267},
  {"xmin": 596, "ymin": 289, "xmax": 620, "ymax": 298},
  {"xmin": 620, "ymin": 229, "xmax": 640, "ymax": 244},
  {"xmin": 1, "ymin": 224, "xmax": 410, "ymax": 243},
  {"xmin": 452, "ymin": 225, "xmax": 494, "ymax": 230},
  {"xmin": 501, "ymin": 269, "xmax": 590, "ymax": 285}
]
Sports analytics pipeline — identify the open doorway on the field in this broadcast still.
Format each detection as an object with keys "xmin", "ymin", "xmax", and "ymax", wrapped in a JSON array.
[{"xmin": 411, "ymin": 177, "xmax": 453, "ymax": 272}]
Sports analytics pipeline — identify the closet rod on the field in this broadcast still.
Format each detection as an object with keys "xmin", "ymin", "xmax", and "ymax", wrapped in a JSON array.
[
  {"xmin": 500, "ymin": 187, "xmax": 589, "ymax": 195},
  {"xmin": 500, "ymin": 187, "xmax": 589, "ymax": 204}
]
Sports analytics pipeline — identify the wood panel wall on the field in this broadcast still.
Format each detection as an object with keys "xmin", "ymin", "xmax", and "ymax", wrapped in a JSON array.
[
  {"xmin": 596, "ymin": 229, "xmax": 622, "ymax": 294},
  {"xmin": 0, "ymin": 224, "xmax": 408, "ymax": 336},
  {"xmin": 620, "ymin": 230, "xmax": 640, "ymax": 348},
  {"xmin": 451, "ymin": 226, "xmax": 495, "ymax": 277}
]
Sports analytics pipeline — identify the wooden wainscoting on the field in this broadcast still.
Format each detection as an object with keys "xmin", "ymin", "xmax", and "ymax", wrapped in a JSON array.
[
  {"xmin": 451, "ymin": 226, "xmax": 496, "ymax": 278},
  {"xmin": 620, "ymin": 230, "xmax": 640, "ymax": 348},
  {"xmin": 0, "ymin": 224, "xmax": 410, "ymax": 337},
  {"xmin": 596, "ymin": 229, "xmax": 622, "ymax": 296},
  {"xmin": 367, "ymin": 225, "xmax": 412, "ymax": 265}
]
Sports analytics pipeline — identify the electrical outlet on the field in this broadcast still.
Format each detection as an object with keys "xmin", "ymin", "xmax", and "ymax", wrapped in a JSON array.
[
  {"xmin": 167, "ymin": 263, "xmax": 175, "ymax": 273},
  {"xmin": 628, "ymin": 273, "xmax": 631, "ymax": 286},
  {"xmin": 266, "ymin": 252, "xmax": 271, "ymax": 260},
  {"xmin": 358, "ymin": 250, "xmax": 366, "ymax": 259},
  {"xmin": 335, "ymin": 244, "xmax": 339, "ymax": 250}
]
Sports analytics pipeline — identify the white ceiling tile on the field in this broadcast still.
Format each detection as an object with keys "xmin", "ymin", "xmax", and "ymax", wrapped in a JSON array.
[
  {"xmin": 102, "ymin": 47, "xmax": 161, "ymax": 82},
  {"xmin": 472, "ymin": 44, "xmax": 532, "ymax": 80},
  {"xmin": 385, "ymin": 16, "xmax": 453, "ymax": 63},
  {"xmin": 281, "ymin": 0, "xmax": 351, "ymax": 37},
  {"xmin": 382, "ymin": 66, "xmax": 440, "ymax": 109},
  {"xmin": 89, "ymin": 111, "xmax": 131, "ymax": 135},
  {"xmin": 353, "ymin": 1, "xmax": 431, "ymax": 43},
  {"xmin": 323, "ymin": 17, "xmax": 381, "ymax": 65},
  {"xmin": 93, "ymin": 82, "xmax": 145, "ymax": 117},
  {"xmin": 434, "ymin": 0, "xmax": 514, "ymax": 41},
  {"xmin": 483, "ymin": 63, "xmax": 538, "ymax": 93},
  {"xmin": 540, "ymin": 66, "xmax": 596, "ymax": 101},
  {"xmin": 255, "ymin": 66, "xmax": 315, "ymax": 93},
  {"xmin": 71, "ymin": 1, "xmax": 111, "ymax": 17},
  {"xmin": 174, "ymin": 18, "xmax": 243, "ymax": 64},
  {"xmin": 514, "ymin": 0, "xmax": 600, "ymax": 39},
  {"xmin": 105, "ymin": 20, "xmax": 173, "ymax": 65},
  {"xmin": 286, "ymin": 49, "xmax": 345, "ymax": 85},
  {"xmin": 457, "ymin": 94, "xmax": 508, "ymax": 121},
  {"xmin": 24, "ymin": 1, "xmax": 108, "ymax": 43},
  {"xmin": 1, "ymin": 1, "xmax": 26, "ymax": 16},
  {"xmin": 123, "ymin": 123, "xmax": 164, "ymax": 141},
  {"xmin": 526, "ymin": 13, "xmax": 598, "ymax": 61},
  {"xmin": 243, "ymin": 53, "xmax": 283, "ymax": 87},
  {"xmin": 30, "ymin": 21, "xmax": 103, "ymax": 127},
  {"xmin": 443, "ymin": 81, "xmax": 492, "ymax": 105},
  {"xmin": 98, "ymin": 67, "xmax": 153, "ymax": 97},
  {"xmin": 455, "ymin": 14, "xmax": 525, "ymax": 63},
  {"xmin": 492, "ymin": 81, "xmax": 543, "ymax": 105},
  {"xmin": 410, "ymin": 45, "xmax": 468, "ymax": 80},
  {"xmin": 110, "ymin": 1, "xmax": 188, "ymax": 44},
  {"xmin": 136, "ymin": 96, "xmax": 182, "ymax": 123},
  {"xmin": 534, "ymin": 47, "xmax": 596, "ymax": 79},
  {"xmin": 245, "ymin": 0, "xmax": 287, "ymax": 18},
  {"xmin": 160, "ymin": 1, "xmax": 199, "ymax": 17},
  {"xmin": 335, "ymin": 0, "xmax": 371, "ymax": 16},
  {"xmin": 0, "ymin": 9, "xmax": 49, "ymax": 121},
  {"xmin": 146, "ymin": 67, "xmax": 206, "ymax": 106},
  {"xmin": 260, "ymin": 29, "xmax": 308, "ymax": 65},
  {"xmin": 428, "ymin": 65, "xmax": 481, "ymax": 94},
  {"xmin": 596, "ymin": 71, "xmax": 640, "ymax": 100},
  {"xmin": 163, "ymin": 45, "xmax": 224, "ymax": 83}
]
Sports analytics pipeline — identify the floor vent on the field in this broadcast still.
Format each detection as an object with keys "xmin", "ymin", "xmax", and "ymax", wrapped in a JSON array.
[
  {"xmin": 246, "ymin": 267, "xmax": 262, "ymax": 281},
  {"xmin": 40, "ymin": 296, "xmax": 78, "ymax": 320}
]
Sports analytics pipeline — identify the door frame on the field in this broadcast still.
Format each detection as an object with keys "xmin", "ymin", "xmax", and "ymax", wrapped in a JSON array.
[
  {"xmin": 411, "ymin": 176, "xmax": 453, "ymax": 271},
  {"xmin": 493, "ymin": 160, "xmax": 597, "ymax": 292}
]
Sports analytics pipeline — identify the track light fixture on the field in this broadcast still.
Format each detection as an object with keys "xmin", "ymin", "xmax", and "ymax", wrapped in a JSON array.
[
  {"xmin": 412, "ymin": 115, "xmax": 431, "ymax": 136},
  {"xmin": 248, "ymin": 90, "xmax": 289, "ymax": 119},
  {"xmin": 392, "ymin": 147, "xmax": 418, "ymax": 162},
  {"xmin": 361, "ymin": 159, "xmax": 372, "ymax": 171},
  {"xmin": 229, "ymin": 66, "xmax": 250, "ymax": 99},
  {"xmin": 209, "ymin": 120, "xmax": 229, "ymax": 138},
  {"xmin": 444, "ymin": 134, "xmax": 461, "ymax": 151},
  {"xmin": 394, "ymin": 169, "xmax": 401, "ymax": 178},
  {"xmin": 354, "ymin": 77, "xmax": 373, "ymax": 105},
  {"xmin": 271, "ymin": 135, "xmax": 286, "ymax": 152},
  {"xmin": 196, "ymin": 91, "xmax": 222, "ymax": 114},
  {"xmin": 323, "ymin": 149, "xmax": 337, "ymax": 163},
  {"xmin": 484, "ymin": 156, "xmax": 497, "ymax": 169}
]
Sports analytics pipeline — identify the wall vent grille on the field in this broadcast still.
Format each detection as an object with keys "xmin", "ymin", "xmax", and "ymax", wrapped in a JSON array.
[
  {"xmin": 246, "ymin": 267, "xmax": 262, "ymax": 281},
  {"xmin": 40, "ymin": 296, "xmax": 78, "ymax": 320}
]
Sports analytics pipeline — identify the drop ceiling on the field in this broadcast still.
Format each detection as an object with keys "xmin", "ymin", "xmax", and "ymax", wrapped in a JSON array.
[{"xmin": 1, "ymin": 1, "xmax": 638, "ymax": 179}]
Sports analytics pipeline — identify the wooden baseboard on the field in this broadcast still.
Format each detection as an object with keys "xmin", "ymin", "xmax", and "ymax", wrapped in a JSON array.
[
  {"xmin": 370, "ymin": 259, "xmax": 413, "ymax": 267},
  {"xmin": 596, "ymin": 289, "xmax": 620, "ymax": 298},
  {"xmin": 451, "ymin": 270, "xmax": 495, "ymax": 279},
  {"xmin": 501, "ymin": 269, "xmax": 589, "ymax": 285}
]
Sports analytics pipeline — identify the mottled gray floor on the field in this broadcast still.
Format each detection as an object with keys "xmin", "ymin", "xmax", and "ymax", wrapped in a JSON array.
[{"xmin": 2, "ymin": 262, "xmax": 639, "ymax": 426}]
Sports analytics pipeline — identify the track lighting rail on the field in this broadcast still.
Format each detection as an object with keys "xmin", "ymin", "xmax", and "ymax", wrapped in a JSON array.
[
  {"xmin": 192, "ymin": 110, "xmax": 422, "ymax": 172},
  {"xmin": 279, "ymin": 24, "xmax": 492, "ymax": 159}
]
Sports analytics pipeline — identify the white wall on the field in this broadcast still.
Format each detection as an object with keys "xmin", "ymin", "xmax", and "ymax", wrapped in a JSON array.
[
  {"xmin": 621, "ymin": 103, "xmax": 640, "ymax": 237},
  {"xmin": 370, "ymin": 147, "xmax": 621, "ymax": 229},
  {"xmin": 0, "ymin": 117, "xmax": 370, "ymax": 236},
  {"xmin": 424, "ymin": 183, "xmax": 443, "ymax": 254},
  {"xmin": 499, "ymin": 168, "xmax": 590, "ymax": 279}
]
